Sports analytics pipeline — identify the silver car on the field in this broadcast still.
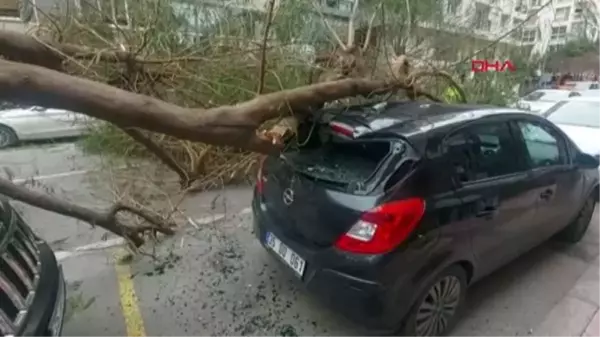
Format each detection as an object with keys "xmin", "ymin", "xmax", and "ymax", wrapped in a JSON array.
[
  {"xmin": 0, "ymin": 103, "xmax": 89, "ymax": 148},
  {"xmin": 516, "ymin": 89, "xmax": 581, "ymax": 114},
  {"xmin": 543, "ymin": 96, "xmax": 600, "ymax": 161}
]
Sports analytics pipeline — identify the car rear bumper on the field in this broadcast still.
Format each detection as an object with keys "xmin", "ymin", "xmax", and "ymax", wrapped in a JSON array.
[
  {"xmin": 18, "ymin": 242, "xmax": 66, "ymax": 336},
  {"xmin": 252, "ymin": 197, "xmax": 410, "ymax": 332}
]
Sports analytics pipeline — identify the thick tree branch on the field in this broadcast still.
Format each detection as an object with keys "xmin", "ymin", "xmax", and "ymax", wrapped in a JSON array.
[
  {"xmin": 0, "ymin": 30, "xmax": 207, "ymax": 70},
  {"xmin": 0, "ymin": 59, "xmax": 436, "ymax": 154},
  {"xmin": 0, "ymin": 177, "xmax": 175, "ymax": 247}
]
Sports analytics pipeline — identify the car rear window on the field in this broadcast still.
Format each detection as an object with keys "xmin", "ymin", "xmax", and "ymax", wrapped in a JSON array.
[
  {"xmin": 283, "ymin": 139, "xmax": 394, "ymax": 186},
  {"xmin": 523, "ymin": 91, "xmax": 545, "ymax": 101}
]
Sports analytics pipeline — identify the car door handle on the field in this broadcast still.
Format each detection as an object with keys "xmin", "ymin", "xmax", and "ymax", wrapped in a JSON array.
[{"xmin": 540, "ymin": 189, "xmax": 554, "ymax": 200}]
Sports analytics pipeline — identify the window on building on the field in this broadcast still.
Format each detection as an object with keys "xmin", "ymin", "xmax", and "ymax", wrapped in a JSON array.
[
  {"xmin": 78, "ymin": 0, "xmax": 129, "ymax": 26},
  {"xmin": 515, "ymin": 0, "xmax": 528, "ymax": 13},
  {"xmin": 474, "ymin": 3, "xmax": 491, "ymax": 30},
  {"xmin": 548, "ymin": 44, "xmax": 563, "ymax": 52},
  {"xmin": 323, "ymin": 0, "xmax": 354, "ymax": 13},
  {"xmin": 573, "ymin": 5, "xmax": 583, "ymax": 19},
  {"xmin": 501, "ymin": 14, "xmax": 510, "ymax": 26},
  {"xmin": 447, "ymin": 0, "xmax": 461, "ymax": 15},
  {"xmin": 526, "ymin": 10, "xmax": 538, "ymax": 24},
  {"xmin": 512, "ymin": 19, "xmax": 524, "ymax": 39},
  {"xmin": 571, "ymin": 22, "xmax": 585, "ymax": 35},
  {"xmin": 0, "ymin": 0, "xmax": 19, "ymax": 17},
  {"xmin": 522, "ymin": 29, "xmax": 537, "ymax": 42},
  {"xmin": 551, "ymin": 26, "xmax": 568, "ymax": 39},
  {"xmin": 555, "ymin": 6, "xmax": 571, "ymax": 21}
]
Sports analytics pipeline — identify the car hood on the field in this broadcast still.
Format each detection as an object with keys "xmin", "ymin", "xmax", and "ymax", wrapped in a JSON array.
[{"xmin": 555, "ymin": 123, "xmax": 600, "ymax": 156}]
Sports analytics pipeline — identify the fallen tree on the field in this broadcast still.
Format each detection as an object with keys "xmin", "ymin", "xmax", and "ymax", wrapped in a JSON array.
[{"xmin": 0, "ymin": 0, "xmax": 464, "ymax": 247}]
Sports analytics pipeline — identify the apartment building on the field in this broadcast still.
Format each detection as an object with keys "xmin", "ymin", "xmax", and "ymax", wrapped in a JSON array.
[{"xmin": 445, "ymin": 0, "xmax": 598, "ymax": 54}]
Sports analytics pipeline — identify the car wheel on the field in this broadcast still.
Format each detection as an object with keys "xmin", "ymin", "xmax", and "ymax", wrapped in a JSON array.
[
  {"xmin": 555, "ymin": 193, "xmax": 596, "ymax": 243},
  {"xmin": 0, "ymin": 125, "xmax": 18, "ymax": 149},
  {"xmin": 399, "ymin": 265, "xmax": 467, "ymax": 336}
]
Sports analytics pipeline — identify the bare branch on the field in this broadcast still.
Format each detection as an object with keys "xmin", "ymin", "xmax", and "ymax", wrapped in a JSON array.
[
  {"xmin": 0, "ymin": 177, "xmax": 175, "ymax": 247},
  {"xmin": 119, "ymin": 127, "xmax": 192, "ymax": 188},
  {"xmin": 313, "ymin": 1, "xmax": 347, "ymax": 50},
  {"xmin": 0, "ymin": 30, "xmax": 207, "ymax": 71},
  {"xmin": 361, "ymin": 2, "xmax": 382, "ymax": 52},
  {"xmin": 257, "ymin": 0, "xmax": 277, "ymax": 95},
  {"xmin": 347, "ymin": 0, "xmax": 360, "ymax": 48}
]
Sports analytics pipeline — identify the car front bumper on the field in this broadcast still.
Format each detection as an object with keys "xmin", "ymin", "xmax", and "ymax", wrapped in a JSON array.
[{"xmin": 251, "ymin": 197, "xmax": 413, "ymax": 333}]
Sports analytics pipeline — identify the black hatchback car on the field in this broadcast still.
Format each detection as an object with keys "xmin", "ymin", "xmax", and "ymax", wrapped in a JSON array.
[{"xmin": 252, "ymin": 101, "xmax": 599, "ymax": 336}]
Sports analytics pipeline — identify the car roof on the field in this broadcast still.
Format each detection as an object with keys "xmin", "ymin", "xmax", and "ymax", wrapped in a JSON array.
[{"xmin": 329, "ymin": 100, "xmax": 537, "ymax": 144}]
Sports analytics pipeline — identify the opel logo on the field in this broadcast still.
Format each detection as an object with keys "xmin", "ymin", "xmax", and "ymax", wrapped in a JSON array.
[{"xmin": 282, "ymin": 188, "xmax": 294, "ymax": 206}]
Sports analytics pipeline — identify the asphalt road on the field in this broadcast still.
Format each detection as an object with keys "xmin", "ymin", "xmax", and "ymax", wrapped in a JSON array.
[{"xmin": 1, "ymin": 141, "xmax": 598, "ymax": 336}]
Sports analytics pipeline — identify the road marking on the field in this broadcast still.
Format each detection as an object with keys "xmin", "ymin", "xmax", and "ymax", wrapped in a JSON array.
[
  {"xmin": 53, "ymin": 206, "xmax": 254, "ymax": 262},
  {"xmin": 11, "ymin": 164, "xmax": 151, "ymax": 184},
  {"xmin": 55, "ymin": 237, "xmax": 126, "ymax": 261},
  {"xmin": 12, "ymin": 169, "xmax": 91, "ymax": 183},
  {"xmin": 114, "ymin": 249, "xmax": 147, "ymax": 337}
]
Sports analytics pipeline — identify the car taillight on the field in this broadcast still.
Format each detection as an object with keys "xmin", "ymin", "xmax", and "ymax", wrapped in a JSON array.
[
  {"xmin": 334, "ymin": 198, "xmax": 426, "ymax": 254},
  {"xmin": 256, "ymin": 157, "xmax": 266, "ymax": 194},
  {"xmin": 329, "ymin": 121, "xmax": 354, "ymax": 138}
]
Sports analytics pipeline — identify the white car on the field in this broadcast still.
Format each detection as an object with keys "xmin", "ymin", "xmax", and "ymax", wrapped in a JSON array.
[
  {"xmin": 0, "ymin": 103, "xmax": 89, "ymax": 148},
  {"xmin": 572, "ymin": 81, "xmax": 599, "ymax": 91},
  {"xmin": 542, "ymin": 96, "xmax": 600, "ymax": 160},
  {"xmin": 516, "ymin": 89, "xmax": 581, "ymax": 114}
]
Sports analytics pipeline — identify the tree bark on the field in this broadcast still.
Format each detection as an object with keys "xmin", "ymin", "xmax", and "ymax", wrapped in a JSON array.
[
  {"xmin": 0, "ymin": 177, "xmax": 174, "ymax": 246},
  {"xmin": 0, "ymin": 59, "xmax": 433, "ymax": 154}
]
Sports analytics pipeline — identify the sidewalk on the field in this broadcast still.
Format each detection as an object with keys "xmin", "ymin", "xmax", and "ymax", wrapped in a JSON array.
[{"xmin": 534, "ymin": 255, "xmax": 599, "ymax": 336}]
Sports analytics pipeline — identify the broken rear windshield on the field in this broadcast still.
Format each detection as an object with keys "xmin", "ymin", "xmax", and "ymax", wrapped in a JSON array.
[{"xmin": 282, "ymin": 139, "xmax": 398, "ymax": 188}]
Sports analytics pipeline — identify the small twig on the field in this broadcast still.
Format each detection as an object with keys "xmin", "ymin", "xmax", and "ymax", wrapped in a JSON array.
[
  {"xmin": 119, "ymin": 127, "xmax": 192, "ymax": 188},
  {"xmin": 257, "ymin": 0, "xmax": 277, "ymax": 95}
]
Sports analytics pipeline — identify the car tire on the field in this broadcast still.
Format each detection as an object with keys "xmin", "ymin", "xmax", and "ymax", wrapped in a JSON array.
[
  {"xmin": 398, "ymin": 265, "xmax": 467, "ymax": 336},
  {"xmin": 555, "ymin": 193, "xmax": 596, "ymax": 244},
  {"xmin": 0, "ymin": 125, "xmax": 18, "ymax": 149}
]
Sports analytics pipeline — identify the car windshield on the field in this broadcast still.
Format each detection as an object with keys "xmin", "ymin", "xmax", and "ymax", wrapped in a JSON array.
[
  {"xmin": 546, "ymin": 101, "xmax": 600, "ymax": 128},
  {"xmin": 523, "ymin": 91, "xmax": 566, "ymax": 102},
  {"xmin": 523, "ymin": 91, "xmax": 545, "ymax": 101}
]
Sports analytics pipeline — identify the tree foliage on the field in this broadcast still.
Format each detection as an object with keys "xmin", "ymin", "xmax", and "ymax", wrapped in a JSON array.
[{"xmin": 0, "ymin": 0, "xmax": 530, "ymax": 247}]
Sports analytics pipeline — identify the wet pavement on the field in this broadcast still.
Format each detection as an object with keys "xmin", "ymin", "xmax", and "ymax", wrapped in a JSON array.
[{"xmin": 1, "ymin": 142, "xmax": 598, "ymax": 336}]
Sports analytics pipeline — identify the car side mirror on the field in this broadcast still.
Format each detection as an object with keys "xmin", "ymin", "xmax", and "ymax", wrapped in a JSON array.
[{"xmin": 575, "ymin": 153, "xmax": 599, "ymax": 169}]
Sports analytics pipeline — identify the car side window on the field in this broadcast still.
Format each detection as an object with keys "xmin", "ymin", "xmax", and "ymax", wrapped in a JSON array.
[
  {"xmin": 444, "ymin": 122, "xmax": 523, "ymax": 184},
  {"xmin": 516, "ymin": 121, "xmax": 566, "ymax": 168}
]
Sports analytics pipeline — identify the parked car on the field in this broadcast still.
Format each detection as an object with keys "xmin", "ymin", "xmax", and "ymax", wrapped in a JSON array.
[
  {"xmin": 515, "ymin": 89, "xmax": 581, "ymax": 113},
  {"xmin": 0, "ymin": 197, "xmax": 66, "ymax": 336},
  {"xmin": 0, "ymin": 102, "xmax": 89, "ymax": 149},
  {"xmin": 543, "ymin": 96, "xmax": 600, "ymax": 160},
  {"xmin": 252, "ymin": 101, "xmax": 599, "ymax": 336},
  {"xmin": 571, "ymin": 81, "xmax": 599, "ymax": 91}
]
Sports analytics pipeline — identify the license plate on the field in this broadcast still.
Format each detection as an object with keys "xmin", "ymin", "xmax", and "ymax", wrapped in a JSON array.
[{"xmin": 265, "ymin": 232, "xmax": 306, "ymax": 277}]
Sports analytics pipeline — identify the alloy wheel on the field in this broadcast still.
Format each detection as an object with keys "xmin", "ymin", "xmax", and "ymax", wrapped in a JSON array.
[{"xmin": 414, "ymin": 275, "xmax": 462, "ymax": 336}]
